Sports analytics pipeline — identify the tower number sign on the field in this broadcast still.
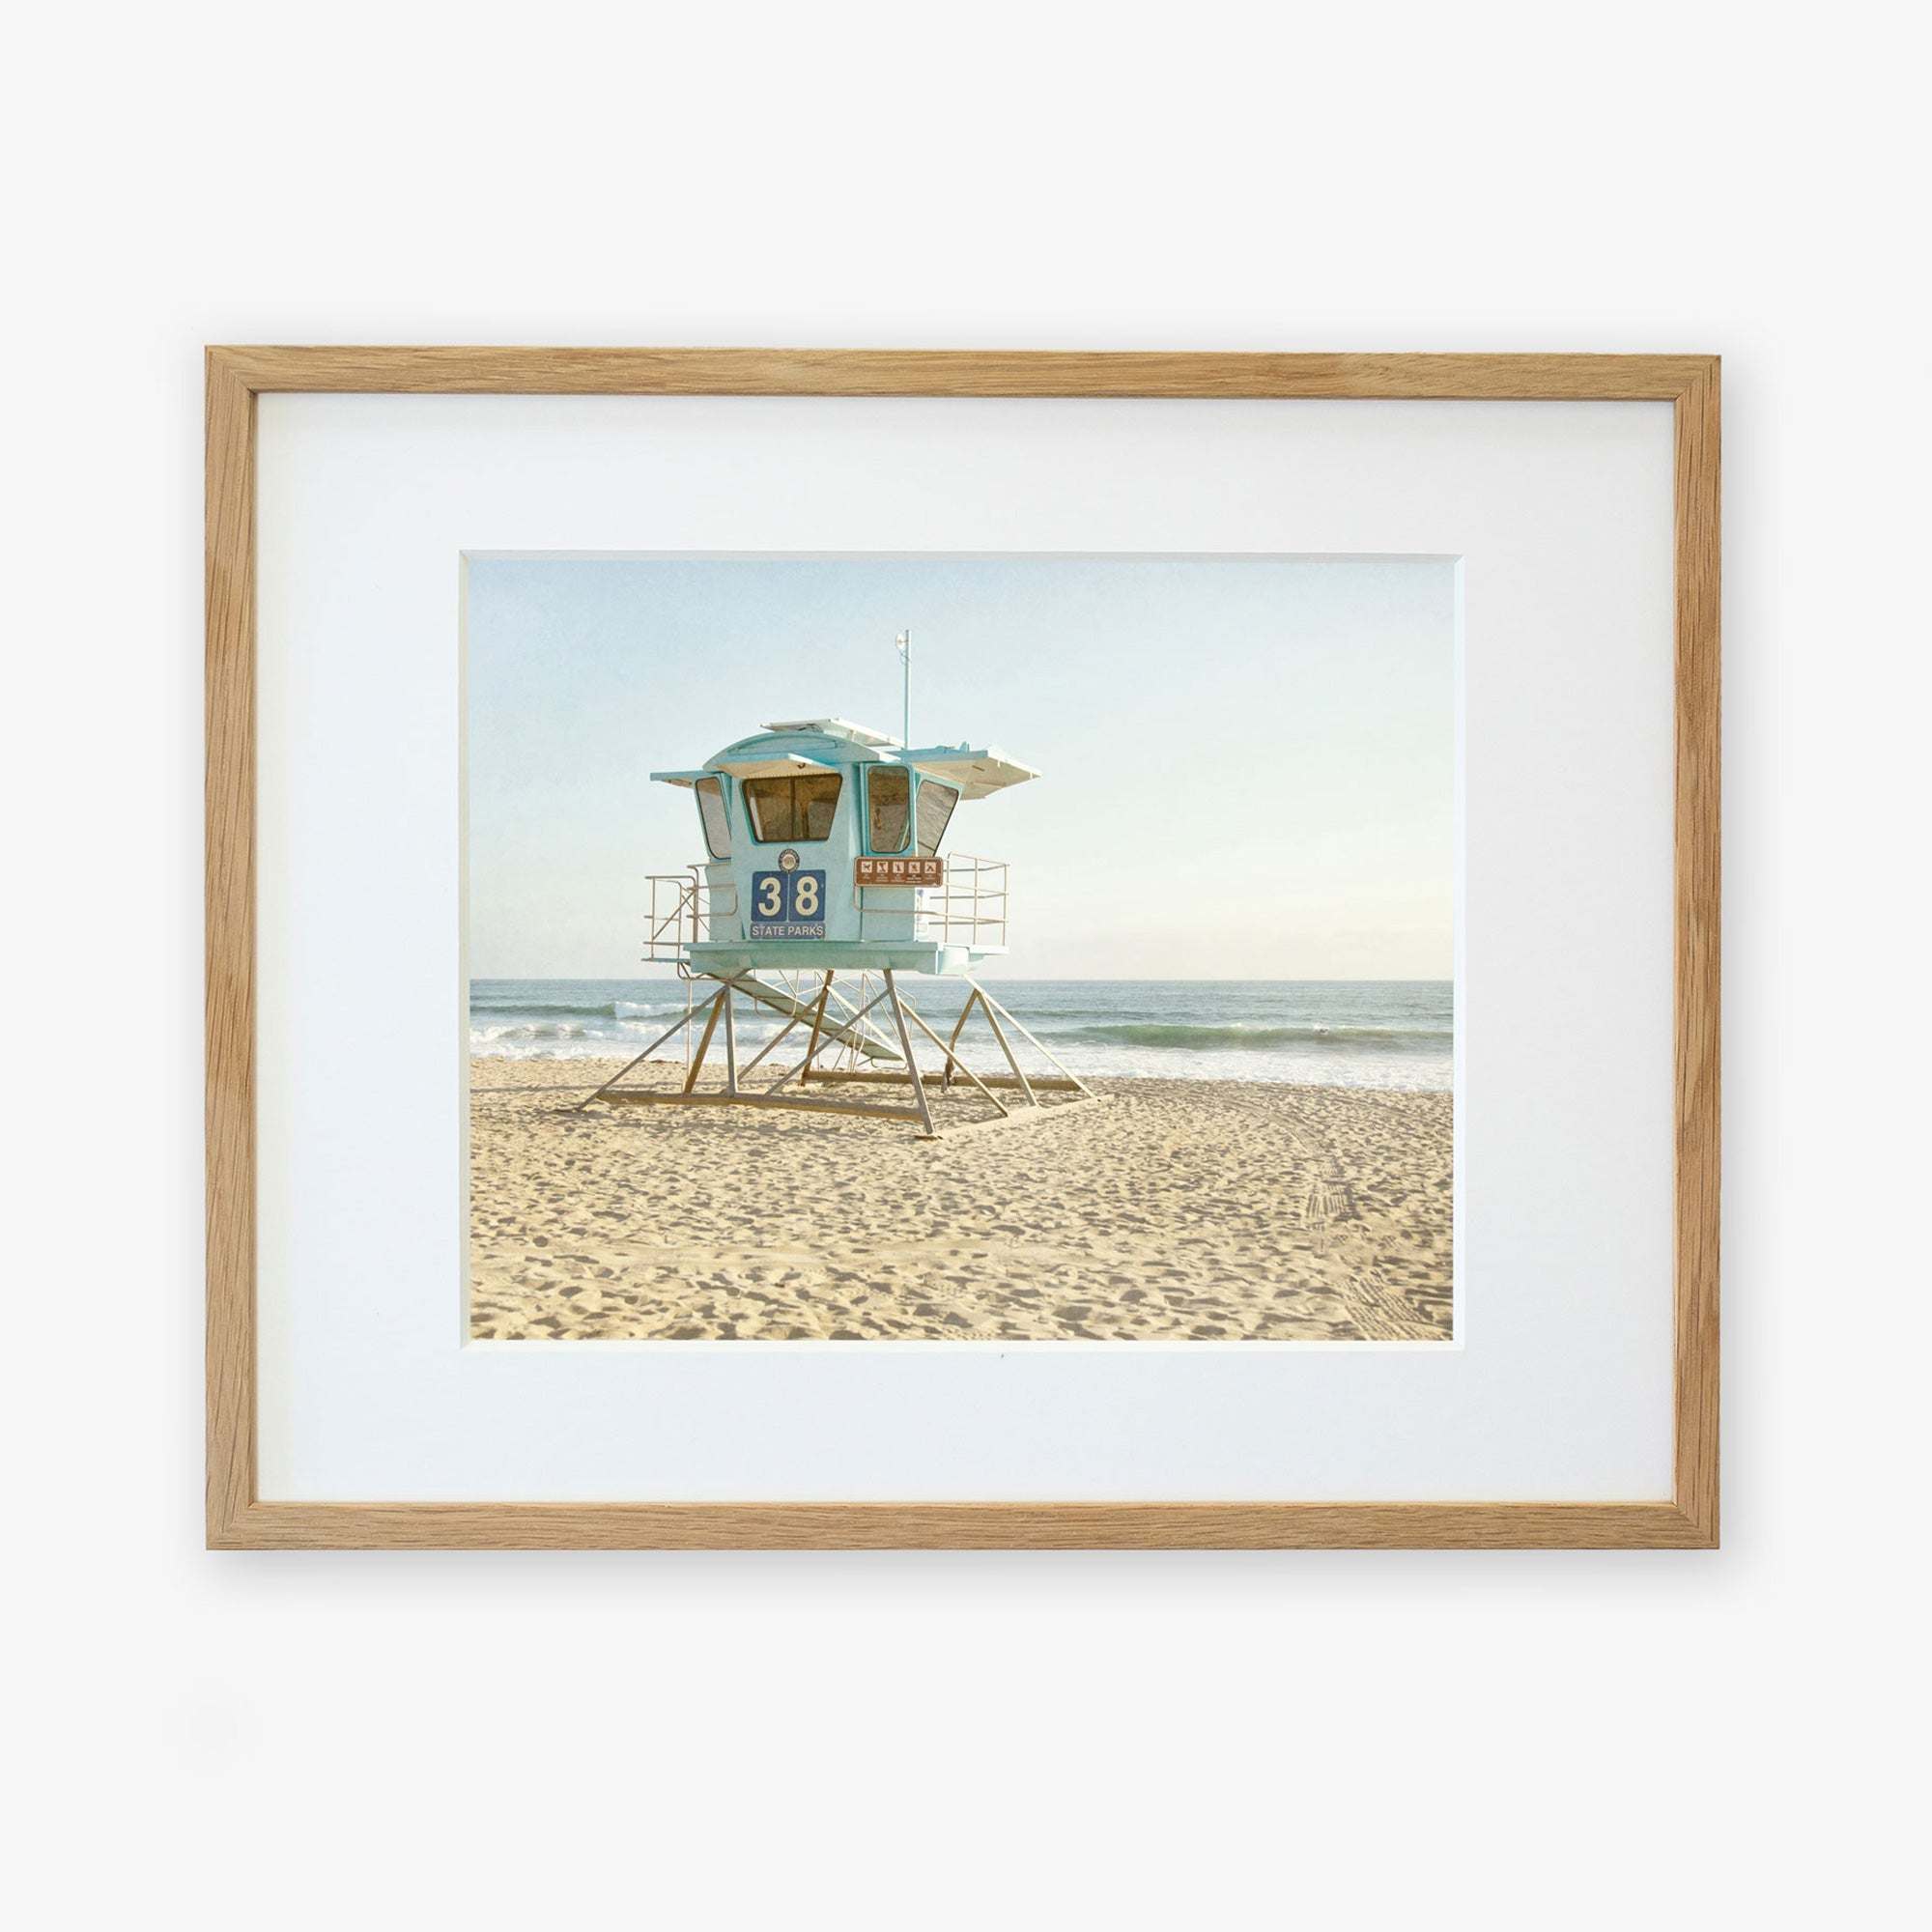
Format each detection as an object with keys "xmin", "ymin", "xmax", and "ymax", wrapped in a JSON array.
[{"xmin": 749, "ymin": 867, "xmax": 826, "ymax": 937}]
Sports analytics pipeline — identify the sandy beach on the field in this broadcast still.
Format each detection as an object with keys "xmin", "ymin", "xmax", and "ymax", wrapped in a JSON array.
[{"xmin": 469, "ymin": 1057, "xmax": 1452, "ymax": 1341}]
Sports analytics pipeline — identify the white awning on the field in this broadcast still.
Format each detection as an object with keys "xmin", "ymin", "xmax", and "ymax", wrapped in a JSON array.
[
  {"xmin": 648, "ymin": 768, "xmax": 714, "ymax": 789},
  {"xmin": 898, "ymin": 746, "xmax": 1040, "ymax": 800}
]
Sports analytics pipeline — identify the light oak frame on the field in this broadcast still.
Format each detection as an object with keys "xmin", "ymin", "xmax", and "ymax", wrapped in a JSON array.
[{"xmin": 207, "ymin": 348, "xmax": 1719, "ymax": 1549}]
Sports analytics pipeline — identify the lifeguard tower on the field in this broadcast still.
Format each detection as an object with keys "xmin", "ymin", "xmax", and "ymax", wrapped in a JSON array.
[{"xmin": 578, "ymin": 715, "xmax": 1098, "ymax": 1139}]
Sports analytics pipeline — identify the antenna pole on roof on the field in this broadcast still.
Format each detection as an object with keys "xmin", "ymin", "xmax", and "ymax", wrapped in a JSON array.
[{"xmin": 895, "ymin": 630, "xmax": 911, "ymax": 750}]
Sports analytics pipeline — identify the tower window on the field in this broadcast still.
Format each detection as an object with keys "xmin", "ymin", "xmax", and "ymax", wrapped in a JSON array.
[
  {"xmin": 867, "ymin": 766, "xmax": 911, "ymax": 853},
  {"xmin": 915, "ymin": 779, "xmax": 959, "ymax": 856},
  {"xmin": 744, "ymin": 773, "xmax": 843, "ymax": 842},
  {"xmin": 694, "ymin": 776, "xmax": 732, "ymax": 859}
]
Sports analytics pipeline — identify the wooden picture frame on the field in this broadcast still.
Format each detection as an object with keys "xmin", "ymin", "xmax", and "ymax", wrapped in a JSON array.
[{"xmin": 208, "ymin": 348, "xmax": 1719, "ymax": 1549}]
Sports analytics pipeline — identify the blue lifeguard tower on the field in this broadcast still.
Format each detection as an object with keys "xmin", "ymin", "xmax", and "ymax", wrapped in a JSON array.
[{"xmin": 579, "ymin": 714, "xmax": 1097, "ymax": 1138}]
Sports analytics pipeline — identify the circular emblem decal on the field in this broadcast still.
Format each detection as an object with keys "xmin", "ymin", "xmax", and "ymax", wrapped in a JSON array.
[{"xmin": 778, "ymin": 847, "xmax": 801, "ymax": 871}]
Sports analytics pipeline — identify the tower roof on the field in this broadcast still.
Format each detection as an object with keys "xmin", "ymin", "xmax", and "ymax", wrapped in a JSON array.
[
  {"xmin": 758, "ymin": 717, "xmax": 897, "ymax": 747},
  {"xmin": 651, "ymin": 720, "xmax": 1040, "ymax": 798}
]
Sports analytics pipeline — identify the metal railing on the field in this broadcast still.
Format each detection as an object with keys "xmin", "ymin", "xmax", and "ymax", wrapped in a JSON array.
[
  {"xmin": 640, "ymin": 869, "xmax": 735, "ymax": 966},
  {"xmin": 914, "ymin": 852, "xmax": 1009, "ymax": 949},
  {"xmin": 645, "ymin": 855, "xmax": 1010, "ymax": 959}
]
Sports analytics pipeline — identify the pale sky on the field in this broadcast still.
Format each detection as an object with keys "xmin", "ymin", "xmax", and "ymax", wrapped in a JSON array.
[{"xmin": 466, "ymin": 554, "xmax": 1454, "ymax": 980}]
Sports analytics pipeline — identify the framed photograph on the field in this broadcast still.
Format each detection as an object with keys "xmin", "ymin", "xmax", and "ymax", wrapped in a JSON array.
[{"xmin": 208, "ymin": 348, "xmax": 1719, "ymax": 1548}]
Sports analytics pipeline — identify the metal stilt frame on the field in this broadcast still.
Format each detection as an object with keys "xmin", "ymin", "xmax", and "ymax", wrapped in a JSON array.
[{"xmin": 579, "ymin": 971, "xmax": 1104, "ymax": 1140}]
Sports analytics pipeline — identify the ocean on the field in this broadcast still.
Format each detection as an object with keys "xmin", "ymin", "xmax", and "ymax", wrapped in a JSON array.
[{"xmin": 469, "ymin": 979, "xmax": 1453, "ymax": 1092}]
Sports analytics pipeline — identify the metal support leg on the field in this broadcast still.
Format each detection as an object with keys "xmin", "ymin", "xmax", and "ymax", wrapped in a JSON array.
[
  {"xmin": 968, "ymin": 980, "xmax": 1038, "ymax": 1106},
  {"xmin": 974, "ymin": 982, "xmax": 1095, "ymax": 1096},
  {"xmin": 682, "ymin": 986, "xmax": 726, "ymax": 1094},
  {"xmin": 895, "ymin": 988, "xmax": 1009, "ymax": 1119},
  {"xmin": 738, "ymin": 1011, "xmax": 801, "ymax": 1081},
  {"xmin": 794, "ymin": 973, "xmax": 834, "ymax": 1085},
  {"xmin": 767, "ymin": 978, "xmax": 896, "ymax": 1095},
  {"xmin": 940, "ymin": 988, "xmax": 981, "ymax": 1091},
  {"xmin": 883, "ymin": 970, "xmax": 936, "ymax": 1137},
  {"xmin": 815, "ymin": 972, "xmax": 901, "ymax": 1064},
  {"xmin": 576, "ymin": 990, "xmax": 716, "ymax": 1110}
]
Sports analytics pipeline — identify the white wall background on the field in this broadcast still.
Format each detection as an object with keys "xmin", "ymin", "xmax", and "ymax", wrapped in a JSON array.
[{"xmin": 6, "ymin": 3, "xmax": 1925, "ymax": 1927}]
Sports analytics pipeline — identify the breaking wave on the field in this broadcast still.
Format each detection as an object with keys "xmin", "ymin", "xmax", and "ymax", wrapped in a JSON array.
[
  {"xmin": 468, "ymin": 979, "xmax": 1454, "ymax": 1089},
  {"xmin": 1049, "ymin": 1021, "xmax": 1449, "ymax": 1049}
]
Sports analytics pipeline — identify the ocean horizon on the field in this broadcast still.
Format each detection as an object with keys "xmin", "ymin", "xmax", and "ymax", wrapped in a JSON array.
[{"xmin": 469, "ymin": 978, "xmax": 1453, "ymax": 1091}]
